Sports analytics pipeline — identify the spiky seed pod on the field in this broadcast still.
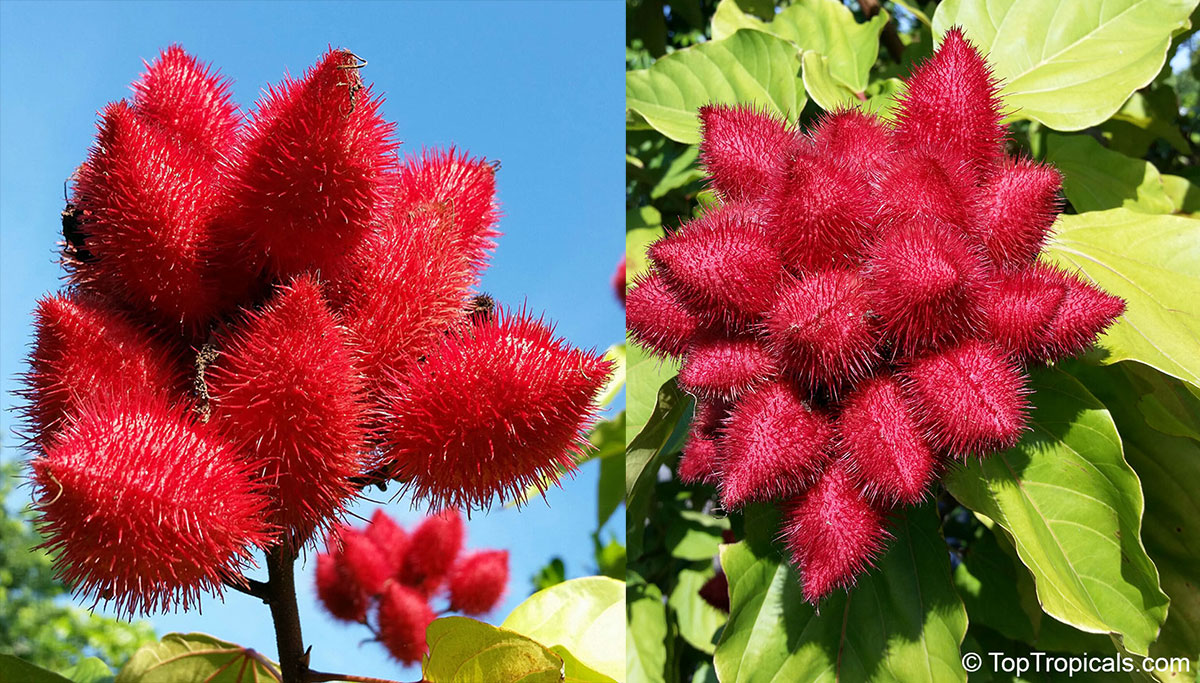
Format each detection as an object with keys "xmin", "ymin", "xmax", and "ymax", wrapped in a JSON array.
[
  {"xmin": 393, "ymin": 148, "xmax": 500, "ymax": 278},
  {"xmin": 339, "ymin": 528, "xmax": 393, "ymax": 597},
  {"xmin": 698, "ymin": 572, "xmax": 730, "ymax": 613},
  {"xmin": 131, "ymin": 45, "xmax": 240, "ymax": 162},
  {"xmin": 904, "ymin": 340, "xmax": 1031, "ymax": 455},
  {"xmin": 71, "ymin": 101, "xmax": 230, "ymax": 329},
  {"xmin": 207, "ymin": 276, "xmax": 366, "ymax": 547},
  {"xmin": 981, "ymin": 264, "xmax": 1068, "ymax": 361},
  {"xmin": 875, "ymin": 153, "xmax": 972, "ymax": 228},
  {"xmin": 837, "ymin": 376, "xmax": 936, "ymax": 505},
  {"xmin": 677, "ymin": 335, "xmax": 775, "ymax": 401},
  {"xmin": 335, "ymin": 207, "xmax": 474, "ymax": 392},
  {"xmin": 764, "ymin": 270, "xmax": 879, "ymax": 394},
  {"xmin": 698, "ymin": 104, "xmax": 799, "ymax": 201},
  {"xmin": 223, "ymin": 48, "xmax": 398, "ymax": 278},
  {"xmin": 381, "ymin": 309, "xmax": 610, "ymax": 511},
  {"xmin": 648, "ymin": 203, "xmax": 783, "ymax": 321},
  {"xmin": 377, "ymin": 583, "xmax": 436, "ymax": 665},
  {"xmin": 678, "ymin": 399, "xmax": 728, "ymax": 486},
  {"xmin": 968, "ymin": 157, "xmax": 1062, "ymax": 269},
  {"xmin": 893, "ymin": 27, "xmax": 1006, "ymax": 180},
  {"xmin": 21, "ymin": 292, "xmax": 181, "ymax": 449},
  {"xmin": 865, "ymin": 218, "xmax": 990, "ymax": 353},
  {"xmin": 315, "ymin": 548, "xmax": 368, "ymax": 622},
  {"xmin": 718, "ymin": 381, "xmax": 833, "ymax": 510},
  {"xmin": 768, "ymin": 152, "xmax": 877, "ymax": 272},
  {"xmin": 808, "ymin": 108, "xmax": 895, "ymax": 186},
  {"xmin": 366, "ymin": 509, "xmax": 410, "ymax": 573},
  {"xmin": 1038, "ymin": 270, "xmax": 1126, "ymax": 362},
  {"xmin": 399, "ymin": 509, "xmax": 464, "ymax": 595},
  {"xmin": 626, "ymin": 271, "xmax": 702, "ymax": 359},
  {"xmin": 781, "ymin": 463, "xmax": 889, "ymax": 604},
  {"xmin": 30, "ymin": 392, "xmax": 273, "ymax": 616},
  {"xmin": 448, "ymin": 550, "xmax": 509, "ymax": 615}
]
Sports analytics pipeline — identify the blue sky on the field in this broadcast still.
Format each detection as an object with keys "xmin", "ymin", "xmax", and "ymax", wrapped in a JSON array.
[{"xmin": 0, "ymin": 1, "xmax": 624, "ymax": 679}]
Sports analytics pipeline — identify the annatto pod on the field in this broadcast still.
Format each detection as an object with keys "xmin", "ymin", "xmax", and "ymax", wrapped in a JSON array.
[
  {"xmin": 380, "ymin": 308, "xmax": 610, "ymax": 511},
  {"xmin": 837, "ymin": 376, "xmax": 937, "ymax": 505},
  {"xmin": 677, "ymin": 399, "xmax": 728, "ymax": 486},
  {"xmin": 677, "ymin": 335, "xmax": 774, "ymax": 401},
  {"xmin": 981, "ymin": 263, "xmax": 1069, "ymax": 361},
  {"xmin": 365, "ymin": 509, "xmax": 410, "ymax": 572},
  {"xmin": 399, "ymin": 509, "xmax": 464, "ymax": 595},
  {"xmin": 30, "ymin": 390, "xmax": 274, "ymax": 616},
  {"xmin": 207, "ymin": 276, "xmax": 367, "ymax": 547},
  {"xmin": 448, "ymin": 549, "xmax": 509, "ymax": 615},
  {"xmin": 698, "ymin": 104, "xmax": 799, "ymax": 201},
  {"xmin": 768, "ymin": 152, "xmax": 877, "ymax": 272},
  {"xmin": 315, "ymin": 538, "xmax": 369, "ymax": 623},
  {"xmin": 131, "ymin": 45, "xmax": 241, "ymax": 163},
  {"xmin": 626, "ymin": 271, "xmax": 701, "ymax": 359},
  {"xmin": 968, "ymin": 157, "xmax": 1062, "ymax": 269},
  {"xmin": 377, "ymin": 583, "xmax": 436, "ymax": 665}
]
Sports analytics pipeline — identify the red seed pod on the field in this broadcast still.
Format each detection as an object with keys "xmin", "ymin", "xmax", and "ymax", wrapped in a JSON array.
[
  {"xmin": 399, "ymin": 509, "xmax": 465, "ymax": 595},
  {"xmin": 893, "ymin": 27, "xmax": 1006, "ymax": 180},
  {"xmin": 864, "ymin": 218, "xmax": 990, "ymax": 354},
  {"xmin": 698, "ymin": 572, "xmax": 730, "ymax": 613},
  {"xmin": 764, "ymin": 270, "xmax": 879, "ymax": 394},
  {"xmin": 339, "ymin": 528, "xmax": 393, "ymax": 598},
  {"xmin": 207, "ymin": 276, "xmax": 367, "ymax": 547},
  {"xmin": 223, "ymin": 48, "xmax": 398, "ymax": 278},
  {"xmin": 903, "ymin": 340, "xmax": 1032, "ymax": 455},
  {"xmin": 875, "ymin": 153, "xmax": 973, "ymax": 229},
  {"xmin": 718, "ymin": 381, "xmax": 833, "ymax": 510},
  {"xmin": 781, "ymin": 462, "xmax": 889, "ymax": 604},
  {"xmin": 71, "ymin": 101, "xmax": 232, "ymax": 329},
  {"xmin": 698, "ymin": 104, "xmax": 799, "ymax": 201},
  {"xmin": 1037, "ymin": 270, "xmax": 1126, "ymax": 362},
  {"xmin": 626, "ymin": 271, "xmax": 701, "ymax": 359},
  {"xmin": 377, "ymin": 583, "xmax": 436, "ymax": 665},
  {"xmin": 131, "ymin": 45, "xmax": 240, "ymax": 163},
  {"xmin": 981, "ymin": 264, "xmax": 1069, "ymax": 361},
  {"xmin": 838, "ymin": 376, "xmax": 937, "ymax": 505},
  {"xmin": 448, "ymin": 549, "xmax": 509, "ymax": 615},
  {"xmin": 392, "ymin": 148, "xmax": 500, "ymax": 278},
  {"xmin": 967, "ymin": 157, "xmax": 1062, "ymax": 269},
  {"xmin": 30, "ymin": 391, "xmax": 273, "ymax": 616},
  {"xmin": 21, "ymin": 292, "xmax": 181, "ymax": 449},
  {"xmin": 366, "ymin": 509, "xmax": 410, "ymax": 573},
  {"xmin": 808, "ymin": 107, "xmax": 895, "ymax": 186},
  {"xmin": 677, "ymin": 335, "xmax": 775, "ymax": 401},
  {"xmin": 380, "ymin": 309, "xmax": 610, "ymax": 511},
  {"xmin": 767, "ymin": 152, "xmax": 878, "ymax": 272},
  {"xmin": 315, "ymin": 545, "xmax": 368, "ymax": 623},
  {"xmin": 678, "ymin": 399, "xmax": 728, "ymax": 486},
  {"xmin": 648, "ymin": 203, "xmax": 783, "ymax": 322}
]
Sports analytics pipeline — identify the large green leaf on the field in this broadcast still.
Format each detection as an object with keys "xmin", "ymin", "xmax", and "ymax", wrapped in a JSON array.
[
  {"xmin": 1041, "ymin": 208, "xmax": 1200, "ymax": 388},
  {"xmin": 711, "ymin": 0, "xmax": 888, "ymax": 92},
  {"xmin": 626, "ymin": 29, "xmax": 807, "ymax": 144},
  {"xmin": 626, "ymin": 340, "xmax": 680, "ymax": 442},
  {"xmin": 60, "ymin": 658, "xmax": 114, "ymax": 683},
  {"xmin": 953, "ymin": 521, "xmax": 1042, "ymax": 644},
  {"xmin": 502, "ymin": 577, "xmax": 624, "ymax": 683},
  {"xmin": 424, "ymin": 617, "xmax": 562, "ymax": 683},
  {"xmin": 800, "ymin": 51, "xmax": 903, "ymax": 118},
  {"xmin": 713, "ymin": 504, "xmax": 967, "ymax": 682},
  {"xmin": 1163, "ymin": 174, "xmax": 1200, "ymax": 215},
  {"xmin": 627, "ymin": 574, "xmax": 669, "ymax": 683},
  {"xmin": 114, "ymin": 633, "xmax": 278, "ymax": 683},
  {"xmin": 1073, "ymin": 362, "xmax": 1200, "ymax": 679},
  {"xmin": 667, "ymin": 568, "xmax": 727, "ymax": 655},
  {"xmin": 664, "ymin": 508, "xmax": 729, "ymax": 562},
  {"xmin": 1045, "ymin": 134, "xmax": 1174, "ymax": 214},
  {"xmin": 932, "ymin": 0, "xmax": 1197, "ymax": 130},
  {"xmin": 596, "ymin": 412, "xmax": 627, "ymax": 530},
  {"xmin": 943, "ymin": 368, "xmax": 1169, "ymax": 656},
  {"xmin": 0, "ymin": 656, "xmax": 75, "ymax": 683},
  {"xmin": 626, "ymin": 379, "xmax": 690, "ymax": 557}
]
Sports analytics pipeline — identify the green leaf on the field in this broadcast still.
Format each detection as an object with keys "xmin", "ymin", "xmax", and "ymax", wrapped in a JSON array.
[
  {"xmin": 1041, "ymin": 208, "xmax": 1200, "ymax": 388},
  {"xmin": 424, "ymin": 617, "xmax": 562, "ymax": 683},
  {"xmin": 532, "ymin": 557, "xmax": 567, "ymax": 592},
  {"xmin": 595, "ymin": 535, "xmax": 627, "ymax": 581},
  {"xmin": 650, "ymin": 146, "xmax": 704, "ymax": 200},
  {"xmin": 625, "ymin": 223, "xmax": 663, "ymax": 290},
  {"xmin": 60, "ymin": 658, "xmax": 115, "ymax": 683},
  {"xmin": 553, "ymin": 646, "xmax": 615, "ymax": 683},
  {"xmin": 1044, "ymin": 134, "xmax": 1174, "ymax": 214},
  {"xmin": 626, "ymin": 29, "xmax": 808, "ymax": 144},
  {"xmin": 115, "ymin": 633, "xmax": 279, "ymax": 683},
  {"xmin": 626, "ymin": 379, "xmax": 690, "ymax": 557},
  {"xmin": 596, "ymin": 414, "xmax": 627, "ymax": 530},
  {"xmin": 625, "ymin": 341, "xmax": 680, "ymax": 443},
  {"xmin": 664, "ymin": 508, "xmax": 729, "ymax": 562},
  {"xmin": 713, "ymin": 504, "xmax": 967, "ymax": 682},
  {"xmin": 667, "ymin": 568, "xmax": 726, "ymax": 654},
  {"xmin": 953, "ymin": 523, "xmax": 1042, "ymax": 644},
  {"xmin": 0, "ymin": 655, "xmax": 75, "ymax": 683},
  {"xmin": 502, "ymin": 577, "xmax": 624, "ymax": 683},
  {"xmin": 800, "ymin": 51, "xmax": 903, "ymax": 118},
  {"xmin": 627, "ymin": 576, "xmax": 669, "ymax": 683},
  {"xmin": 932, "ymin": 0, "xmax": 1197, "ymax": 130},
  {"xmin": 1073, "ymin": 362, "xmax": 1200, "ymax": 677},
  {"xmin": 712, "ymin": 0, "xmax": 889, "ymax": 92},
  {"xmin": 597, "ymin": 345, "xmax": 626, "ymax": 409},
  {"xmin": 943, "ymin": 367, "xmax": 1169, "ymax": 656},
  {"xmin": 1102, "ymin": 83, "xmax": 1192, "ymax": 157},
  {"xmin": 1163, "ymin": 174, "xmax": 1200, "ymax": 214},
  {"xmin": 1124, "ymin": 361, "xmax": 1200, "ymax": 441}
]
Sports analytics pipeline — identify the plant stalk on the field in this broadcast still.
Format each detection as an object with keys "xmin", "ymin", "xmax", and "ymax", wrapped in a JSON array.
[{"xmin": 266, "ymin": 544, "xmax": 307, "ymax": 683}]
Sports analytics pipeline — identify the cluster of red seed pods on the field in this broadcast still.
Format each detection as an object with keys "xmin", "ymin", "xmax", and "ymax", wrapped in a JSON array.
[
  {"xmin": 627, "ymin": 29, "xmax": 1125, "ymax": 603},
  {"xmin": 315, "ymin": 509, "xmax": 509, "ymax": 665},
  {"xmin": 23, "ymin": 46, "xmax": 609, "ymax": 616}
]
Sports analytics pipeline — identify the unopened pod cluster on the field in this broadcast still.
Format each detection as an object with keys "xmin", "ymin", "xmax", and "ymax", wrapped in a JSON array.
[
  {"xmin": 23, "ymin": 46, "xmax": 609, "ymax": 616},
  {"xmin": 627, "ymin": 28, "xmax": 1125, "ymax": 603}
]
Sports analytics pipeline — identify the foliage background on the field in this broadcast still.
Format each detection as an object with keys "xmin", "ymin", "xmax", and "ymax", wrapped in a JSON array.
[
  {"xmin": 625, "ymin": 1, "xmax": 1200, "ymax": 681},
  {"xmin": 0, "ymin": 1, "xmax": 626, "ymax": 680}
]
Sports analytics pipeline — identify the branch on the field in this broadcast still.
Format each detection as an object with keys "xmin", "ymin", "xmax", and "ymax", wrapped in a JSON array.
[
  {"xmin": 223, "ymin": 576, "xmax": 272, "ymax": 604},
  {"xmin": 859, "ymin": 0, "xmax": 906, "ymax": 63},
  {"xmin": 307, "ymin": 671, "xmax": 422, "ymax": 683},
  {"xmin": 266, "ymin": 545, "xmax": 308, "ymax": 683}
]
